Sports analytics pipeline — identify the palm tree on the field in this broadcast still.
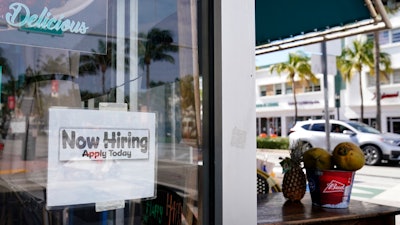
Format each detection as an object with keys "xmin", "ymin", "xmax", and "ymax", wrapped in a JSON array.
[
  {"xmin": 0, "ymin": 47, "xmax": 14, "ymax": 117},
  {"xmin": 40, "ymin": 54, "xmax": 70, "ymax": 75},
  {"xmin": 0, "ymin": 48, "xmax": 13, "ymax": 78},
  {"xmin": 374, "ymin": 1, "xmax": 399, "ymax": 131},
  {"xmin": 138, "ymin": 28, "xmax": 178, "ymax": 89},
  {"xmin": 336, "ymin": 38, "xmax": 391, "ymax": 123},
  {"xmin": 269, "ymin": 51, "xmax": 318, "ymax": 122},
  {"xmin": 337, "ymin": 38, "xmax": 373, "ymax": 122},
  {"xmin": 375, "ymin": 50, "xmax": 393, "ymax": 80},
  {"xmin": 79, "ymin": 40, "xmax": 116, "ymax": 95},
  {"xmin": 372, "ymin": 35, "xmax": 392, "ymax": 130}
]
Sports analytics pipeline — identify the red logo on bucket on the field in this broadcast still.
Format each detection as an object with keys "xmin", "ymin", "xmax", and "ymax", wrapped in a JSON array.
[{"xmin": 323, "ymin": 180, "xmax": 345, "ymax": 193}]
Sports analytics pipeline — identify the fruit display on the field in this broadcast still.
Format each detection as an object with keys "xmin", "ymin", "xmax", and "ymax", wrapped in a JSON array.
[
  {"xmin": 281, "ymin": 141, "xmax": 365, "ymax": 203},
  {"xmin": 303, "ymin": 142, "xmax": 366, "ymax": 171},
  {"xmin": 280, "ymin": 142, "xmax": 307, "ymax": 201},
  {"xmin": 332, "ymin": 142, "xmax": 366, "ymax": 171},
  {"xmin": 303, "ymin": 147, "xmax": 332, "ymax": 171},
  {"xmin": 302, "ymin": 142, "xmax": 364, "ymax": 208}
]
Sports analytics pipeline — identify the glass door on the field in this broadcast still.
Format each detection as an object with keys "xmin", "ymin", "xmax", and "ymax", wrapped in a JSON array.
[{"xmin": 0, "ymin": 0, "xmax": 203, "ymax": 224}]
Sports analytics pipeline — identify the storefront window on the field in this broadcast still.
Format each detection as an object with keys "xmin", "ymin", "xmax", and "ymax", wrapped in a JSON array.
[{"xmin": 0, "ymin": 0, "xmax": 202, "ymax": 224}]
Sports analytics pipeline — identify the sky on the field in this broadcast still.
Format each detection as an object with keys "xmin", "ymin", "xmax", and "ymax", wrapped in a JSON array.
[
  {"xmin": 255, "ymin": 47, "xmax": 302, "ymax": 67},
  {"xmin": 255, "ymin": 40, "xmax": 342, "ymax": 68}
]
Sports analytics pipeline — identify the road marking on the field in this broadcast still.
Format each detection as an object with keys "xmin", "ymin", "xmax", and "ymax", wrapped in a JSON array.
[{"xmin": 351, "ymin": 186, "xmax": 384, "ymax": 199}]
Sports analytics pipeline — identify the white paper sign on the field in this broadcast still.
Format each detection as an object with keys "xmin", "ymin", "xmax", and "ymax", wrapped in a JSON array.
[{"xmin": 47, "ymin": 108, "xmax": 156, "ymax": 207}]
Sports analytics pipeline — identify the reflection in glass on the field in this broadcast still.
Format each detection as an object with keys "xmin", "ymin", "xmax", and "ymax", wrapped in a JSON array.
[{"xmin": 0, "ymin": 0, "xmax": 202, "ymax": 224}]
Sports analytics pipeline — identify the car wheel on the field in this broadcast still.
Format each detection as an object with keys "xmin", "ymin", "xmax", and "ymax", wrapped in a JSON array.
[
  {"xmin": 362, "ymin": 145, "xmax": 382, "ymax": 166},
  {"xmin": 301, "ymin": 142, "xmax": 312, "ymax": 152}
]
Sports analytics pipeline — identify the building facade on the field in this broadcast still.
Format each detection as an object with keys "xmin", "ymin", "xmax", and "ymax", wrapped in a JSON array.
[
  {"xmin": 256, "ymin": 14, "xmax": 400, "ymax": 137},
  {"xmin": 255, "ymin": 44, "xmax": 337, "ymax": 137}
]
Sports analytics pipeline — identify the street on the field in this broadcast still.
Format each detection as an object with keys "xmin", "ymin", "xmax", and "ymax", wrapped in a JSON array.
[{"xmin": 352, "ymin": 163, "xmax": 400, "ymax": 207}]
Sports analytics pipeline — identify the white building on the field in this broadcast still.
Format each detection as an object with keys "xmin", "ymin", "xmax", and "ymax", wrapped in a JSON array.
[{"xmin": 256, "ymin": 14, "xmax": 400, "ymax": 137}]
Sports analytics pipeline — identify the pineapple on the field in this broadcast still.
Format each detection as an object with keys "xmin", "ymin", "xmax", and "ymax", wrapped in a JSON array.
[{"xmin": 280, "ymin": 141, "xmax": 307, "ymax": 201}]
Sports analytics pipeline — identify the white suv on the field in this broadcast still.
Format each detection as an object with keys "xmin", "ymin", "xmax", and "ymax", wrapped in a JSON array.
[{"xmin": 288, "ymin": 119, "xmax": 400, "ymax": 165}]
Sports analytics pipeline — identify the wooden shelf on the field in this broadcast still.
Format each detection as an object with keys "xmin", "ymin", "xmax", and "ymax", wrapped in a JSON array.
[{"xmin": 258, "ymin": 193, "xmax": 400, "ymax": 225}]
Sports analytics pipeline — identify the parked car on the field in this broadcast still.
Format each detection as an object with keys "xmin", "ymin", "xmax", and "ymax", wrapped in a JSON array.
[{"xmin": 288, "ymin": 119, "xmax": 400, "ymax": 165}]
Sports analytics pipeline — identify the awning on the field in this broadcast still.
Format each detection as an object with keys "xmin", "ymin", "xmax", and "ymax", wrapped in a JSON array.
[{"xmin": 255, "ymin": 0, "xmax": 392, "ymax": 55}]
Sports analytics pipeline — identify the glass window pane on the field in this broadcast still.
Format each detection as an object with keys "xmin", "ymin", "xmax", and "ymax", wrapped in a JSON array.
[
  {"xmin": 0, "ymin": 0, "xmax": 202, "ymax": 224},
  {"xmin": 393, "ymin": 70, "xmax": 400, "ymax": 84},
  {"xmin": 366, "ymin": 33, "xmax": 374, "ymax": 41},
  {"xmin": 260, "ymin": 86, "xmax": 266, "ymax": 96},
  {"xmin": 367, "ymin": 72, "xmax": 376, "ymax": 87},
  {"xmin": 368, "ymin": 72, "xmax": 390, "ymax": 85},
  {"xmin": 274, "ymin": 83, "xmax": 282, "ymax": 95},
  {"xmin": 294, "ymin": 81, "xmax": 303, "ymax": 94},
  {"xmin": 305, "ymin": 86, "xmax": 312, "ymax": 92},
  {"xmin": 380, "ymin": 31, "xmax": 389, "ymax": 44},
  {"xmin": 392, "ymin": 29, "xmax": 400, "ymax": 43},
  {"xmin": 368, "ymin": 32, "xmax": 389, "ymax": 45},
  {"xmin": 380, "ymin": 74, "xmax": 390, "ymax": 85},
  {"xmin": 285, "ymin": 82, "xmax": 292, "ymax": 94},
  {"xmin": 310, "ymin": 123, "xmax": 325, "ymax": 132},
  {"xmin": 266, "ymin": 84, "xmax": 274, "ymax": 96}
]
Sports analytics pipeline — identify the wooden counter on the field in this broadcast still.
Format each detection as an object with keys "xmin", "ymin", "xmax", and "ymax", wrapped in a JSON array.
[{"xmin": 258, "ymin": 193, "xmax": 400, "ymax": 225}]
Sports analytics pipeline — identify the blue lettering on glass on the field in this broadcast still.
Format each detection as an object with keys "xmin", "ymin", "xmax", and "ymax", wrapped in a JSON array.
[{"xmin": 5, "ymin": 2, "xmax": 89, "ymax": 34}]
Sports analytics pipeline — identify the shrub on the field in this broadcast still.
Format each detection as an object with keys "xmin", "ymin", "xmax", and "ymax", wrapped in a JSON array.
[{"xmin": 256, "ymin": 136, "xmax": 289, "ymax": 149}]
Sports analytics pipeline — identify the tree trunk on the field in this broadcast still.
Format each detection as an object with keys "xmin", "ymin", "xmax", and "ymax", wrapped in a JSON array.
[
  {"xmin": 146, "ymin": 63, "xmax": 151, "ymax": 110},
  {"xmin": 359, "ymin": 70, "xmax": 364, "ymax": 123},
  {"xmin": 292, "ymin": 81, "xmax": 298, "ymax": 122},
  {"xmin": 102, "ymin": 71, "xmax": 106, "ymax": 94},
  {"xmin": 374, "ymin": 31, "xmax": 382, "ymax": 131},
  {"xmin": 146, "ymin": 63, "xmax": 150, "ymax": 89}
]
